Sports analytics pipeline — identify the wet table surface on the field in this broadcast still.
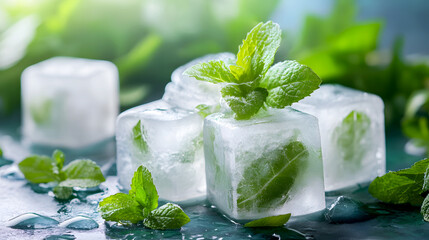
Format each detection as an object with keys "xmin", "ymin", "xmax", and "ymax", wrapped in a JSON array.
[{"xmin": 0, "ymin": 114, "xmax": 427, "ymax": 240}]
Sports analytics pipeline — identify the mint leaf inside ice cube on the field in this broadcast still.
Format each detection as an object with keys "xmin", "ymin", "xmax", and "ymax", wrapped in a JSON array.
[
  {"xmin": 237, "ymin": 141, "xmax": 308, "ymax": 211},
  {"xmin": 332, "ymin": 111, "xmax": 371, "ymax": 166},
  {"xmin": 133, "ymin": 120, "xmax": 149, "ymax": 153},
  {"xmin": 244, "ymin": 213, "xmax": 291, "ymax": 228},
  {"xmin": 30, "ymin": 99, "xmax": 52, "ymax": 125},
  {"xmin": 143, "ymin": 203, "xmax": 190, "ymax": 230}
]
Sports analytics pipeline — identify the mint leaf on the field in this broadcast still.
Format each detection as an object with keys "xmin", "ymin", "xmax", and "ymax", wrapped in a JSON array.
[
  {"xmin": 221, "ymin": 85, "xmax": 268, "ymax": 119},
  {"xmin": 260, "ymin": 60, "xmax": 321, "ymax": 108},
  {"xmin": 396, "ymin": 158, "xmax": 429, "ymax": 188},
  {"xmin": 0, "ymin": 146, "xmax": 2, "ymax": 157},
  {"xmin": 332, "ymin": 111, "xmax": 371, "ymax": 165},
  {"xmin": 421, "ymin": 194, "xmax": 429, "ymax": 222},
  {"xmin": 423, "ymin": 166, "xmax": 429, "ymax": 193},
  {"xmin": 59, "ymin": 159, "xmax": 105, "ymax": 188},
  {"xmin": 53, "ymin": 186, "xmax": 73, "ymax": 200},
  {"xmin": 143, "ymin": 203, "xmax": 190, "ymax": 230},
  {"xmin": 237, "ymin": 141, "xmax": 308, "ymax": 210},
  {"xmin": 195, "ymin": 104, "xmax": 220, "ymax": 118},
  {"xmin": 133, "ymin": 120, "xmax": 149, "ymax": 153},
  {"xmin": 369, "ymin": 172, "xmax": 424, "ymax": 206},
  {"xmin": 129, "ymin": 165, "xmax": 158, "ymax": 213},
  {"xmin": 18, "ymin": 156, "xmax": 59, "ymax": 183},
  {"xmin": 52, "ymin": 150, "xmax": 65, "ymax": 171},
  {"xmin": 30, "ymin": 99, "xmax": 52, "ymax": 125},
  {"xmin": 98, "ymin": 193, "xmax": 144, "ymax": 224},
  {"xmin": 230, "ymin": 21, "xmax": 281, "ymax": 83},
  {"xmin": 183, "ymin": 60, "xmax": 236, "ymax": 84},
  {"xmin": 244, "ymin": 213, "xmax": 291, "ymax": 228}
]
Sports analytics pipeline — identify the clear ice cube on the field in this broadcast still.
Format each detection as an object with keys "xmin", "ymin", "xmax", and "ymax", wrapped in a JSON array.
[
  {"xmin": 21, "ymin": 57, "xmax": 119, "ymax": 148},
  {"xmin": 204, "ymin": 108, "xmax": 325, "ymax": 220},
  {"xmin": 292, "ymin": 84, "xmax": 386, "ymax": 191},
  {"xmin": 162, "ymin": 52, "xmax": 235, "ymax": 110},
  {"xmin": 116, "ymin": 100, "xmax": 206, "ymax": 202}
]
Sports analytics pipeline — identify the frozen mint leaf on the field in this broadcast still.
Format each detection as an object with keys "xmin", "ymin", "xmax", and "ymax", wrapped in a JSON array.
[
  {"xmin": 143, "ymin": 203, "xmax": 190, "ymax": 230},
  {"xmin": 369, "ymin": 172, "xmax": 424, "ymax": 206},
  {"xmin": 98, "ymin": 193, "xmax": 144, "ymax": 224},
  {"xmin": 244, "ymin": 213, "xmax": 291, "ymax": 228},
  {"xmin": 30, "ymin": 99, "xmax": 52, "ymax": 125},
  {"xmin": 52, "ymin": 150, "xmax": 65, "ymax": 171},
  {"xmin": 260, "ymin": 60, "xmax": 321, "ymax": 108},
  {"xmin": 18, "ymin": 155, "xmax": 59, "ymax": 183},
  {"xmin": 332, "ymin": 111, "xmax": 371, "ymax": 166},
  {"xmin": 423, "ymin": 166, "xmax": 429, "ymax": 193},
  {"xmin": 221, "ymin": 84, "xmax": 268, "ymax": 120},
  {"xmin": 53, "ymin": 186, "xmax": 73, "ymax": 200},
  {"xmin": 184, "ymin": 60, "xmax": 236, "ymax": 84},
  {"xmin": 421, "ymin": 194, "xmax": 429, "ymax": 222},
  {"xmin": 237, "ymin": 141, "xmax": 308, "ymax": 211},
  {"xmin": 60, "ymin": 159, "xmax": 105, "ymax": 188},
  {"xmin": 230, "ymin": 21, "xmax": 281, "ymax": 83},
  {"xmin": 195, "ymin": 104, "xmax": 219, "ymax": 118},
  {"xmin": 129, "ymin": 165, "xmax": 158, "ymax": 213},
  {"xmin": 133, "ymin": 120, "xmax": 149, "ymax": 153}
]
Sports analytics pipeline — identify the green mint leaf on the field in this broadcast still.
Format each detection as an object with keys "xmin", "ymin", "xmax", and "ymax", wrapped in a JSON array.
[
  {"xmin": 244, "ymin": 213, "xmax": 291, "ymax": 228},
  {"xmin": 423, "ymin": 166, "xmax": 429, "ymax": 193},
  {"xmin": 221, "ymin": 84, "xmax": 268, "ymax": 120},
  {"xmin": 183, "ymin": 60, "xmax": 236, "ymax": 84},
  {"xmin": 98, "ymin": 193, "xmax": 144, "ymax": 224},
  {"xmin": 368, "ymin": 172, "xmax": 424, "ymax": 206},
  {"xmin": 53, "ymin": 186, "xmax": 73, "ymax": 200},
  {"xmin": 59, "ymin": 159, "xmax": 105, "ymax": 188},
  {"xmin": 421, "ymin": 194, "xmax": 429, "ymax": 222},
  {"xmin": 0, "ymin": 146, "xmax": 3, "ymax": 157},
  {"xmin": 260, "ymin": 60, "xmax": 321, "ymax": 108},
  {"xmin": 129, "ymin": 165, "xmax": 158, "ymax": 213},
  {"xmin": 237, "ymin": 141, "xmax": 308, "ymax": 210},
  {"xmin": 52, "ymin": 150, "xmax": 65, "ymax": 171},
  {"xmin": 133, "ymin": 120, "xmax": 149, "ymax": 153},
  {"xmin": 332, "ymin": 111, "xmax": 371, "ymax": 165},
  {"xmin": 18, "ymin": 155, "xmax": 59, "ymax": 183},
  {"xmin": 195, "ymin": 104, "xmax": 219, "ymax": 118},
  {"xmin": 230, "ymin": 21, "xmax": 281, "ymax": 83},
  {"xmin": 143, "ymin": 203, "xmax": 190, "ymax": 230},
  {"xmin": 30, "ymin": 99, "xmax": 52, "ymax": 125},
  {"xmin": 396, "ymin": 158, "xmax": 429, "ymax": 188}
]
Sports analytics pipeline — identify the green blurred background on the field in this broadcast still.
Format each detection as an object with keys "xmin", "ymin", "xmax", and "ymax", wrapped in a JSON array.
[{"xmin": 1, "ymin": 0, "xmax": 429, "ymax": 151}]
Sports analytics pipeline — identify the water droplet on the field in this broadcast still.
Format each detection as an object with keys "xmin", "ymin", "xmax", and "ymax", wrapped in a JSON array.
[
  {"xmin": 59, "ymin": 216, "xmax": 99, "ymax": 230},
  {"xmin": 324, "ymin": 196, "xmax": 372, "ymax": 223},
  {"xmin": 44, "ymin": 234, "xmax": 76, "ymax": 240},
  {"xmin": 7, "ymin": 213, "xmax": 59, "ymax": 229}
]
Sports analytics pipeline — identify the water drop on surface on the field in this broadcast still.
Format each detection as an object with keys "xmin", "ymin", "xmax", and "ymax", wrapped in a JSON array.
[
  {"xmin": 324, "ymin": 196, "xmax": 372, "ymax": 224},
  {"xmin": 59, "ymin": 216, "xmax": 99, "ymax": 230},
  {"xmin": 7, "ymin": 212, "xmax": 59, "ymax": 229}
]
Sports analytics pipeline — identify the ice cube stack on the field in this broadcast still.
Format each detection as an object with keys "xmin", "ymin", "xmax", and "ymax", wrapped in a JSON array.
[
  {"xmin": 21, "ymin": 57, "xmax": 119, "ymax": 148},
  {"xmin": 293, "ymin": 84, "xmax": 386, "ymax": 191},
  {"xmin": 116, "ymin": 53, "xmax": 234, "ymax": 202}
]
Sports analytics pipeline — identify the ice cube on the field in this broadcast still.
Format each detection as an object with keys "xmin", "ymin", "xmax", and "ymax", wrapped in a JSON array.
[
  {"xmin": 162, "ymin": 52, "xmax": 235, "ymax": 110},
  {"xmin": 21, "ymin": 57, "xmax": 119, "ymax": 148},
  {"xmin": 292, "ymin": 84, "xmax": 386, "ymax": 191},
  {"xmin": 324, "ymin": 196, "xmax": 371, "ymax": 224},
  {"xmin": 204, "ymin": 107, "xmax": 325, "ymax": 220},
  {"xmin": 116, "ymin": 100, "xmax": 206, "ymax": 202}
]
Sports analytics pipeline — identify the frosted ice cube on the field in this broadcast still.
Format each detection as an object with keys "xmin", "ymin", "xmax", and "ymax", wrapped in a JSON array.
[
  {"xmin": 162, "ymin": 52, "xmax": 235, "ymax": 110},
  {"xmin": 116, "ymin": 100, "xmax": 206, "ymax": 202},
  {"xmin": 21, "ymin": 57, "xmax": 119, "ymax": 148},
  {"xmin": 204, "ymin": 108, "xmax": 325, "ymax": 220},
  {"xmin": 293, "ymin": 84, "xmax": 386, "ymax": 191}
]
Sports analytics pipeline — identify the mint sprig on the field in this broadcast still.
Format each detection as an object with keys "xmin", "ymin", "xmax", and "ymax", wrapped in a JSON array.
[
  {"xmin": 184, "ymin": 21, "xmax": 321, "ymax": 119},
  {"xmin": 244, "ymin": 213, "xmax": 291, "ymax": 228},
  {"xmin": 98, "ymin": 165, "xmax": 190, "ymax": 229},
  {"xmin": 369, "ymin": 158, "xmax": 429, "ymax": 221},
  {"xmin": 18, "ymin": 150, "xmax": 105, "ymax": 200}
]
